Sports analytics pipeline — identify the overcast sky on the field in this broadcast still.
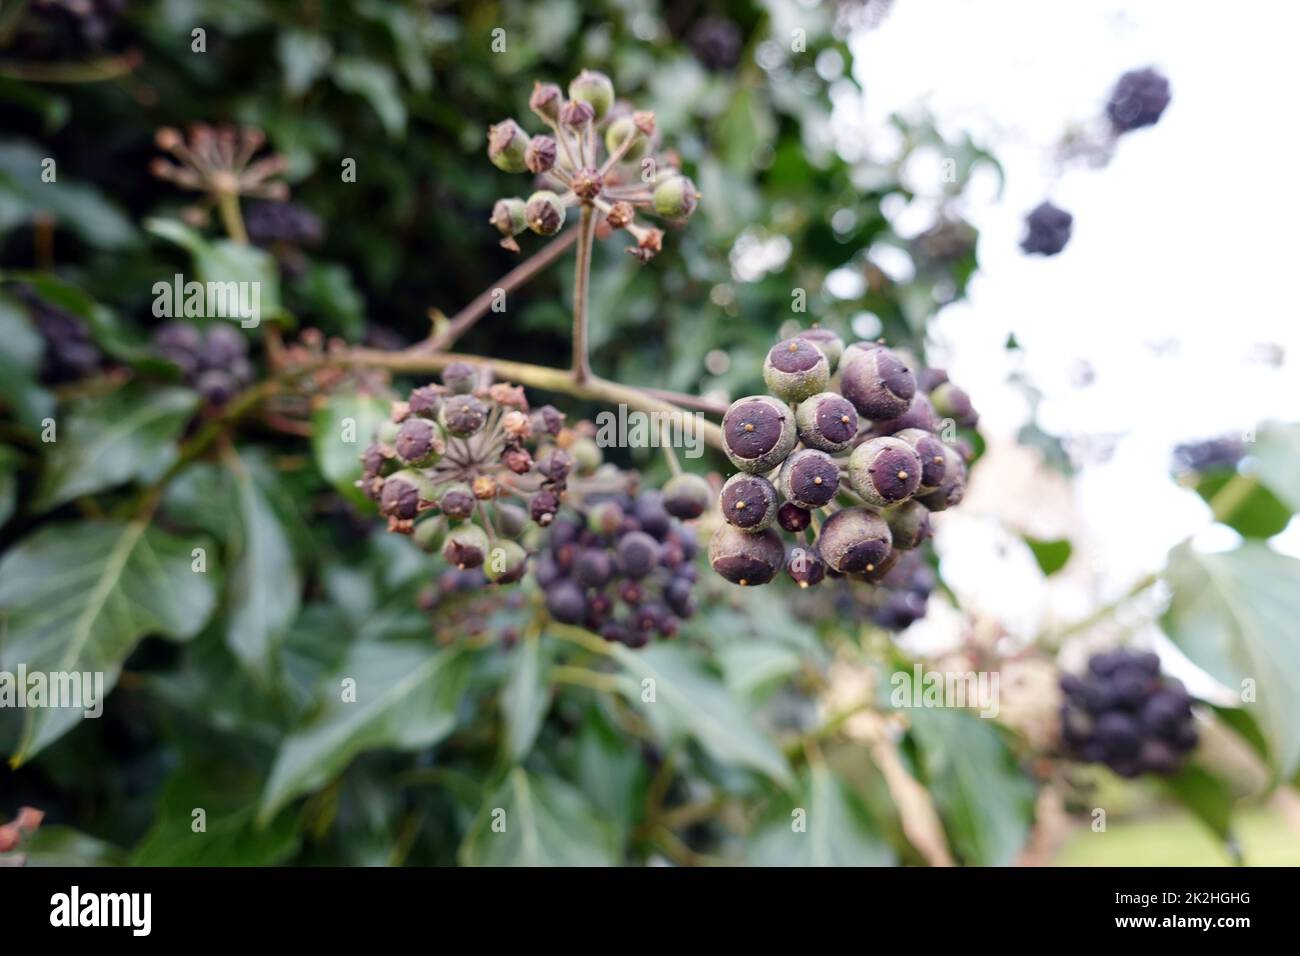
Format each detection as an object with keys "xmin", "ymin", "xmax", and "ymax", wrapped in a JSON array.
[{"xmin": 839, "ymin": 1, "xmax": 1300, "ymax": 656}]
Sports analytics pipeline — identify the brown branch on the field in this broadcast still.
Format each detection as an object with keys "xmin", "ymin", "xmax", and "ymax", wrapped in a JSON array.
[{"xmin": 422, "ymin": 229, "xmax": 579, "ymax": 352}]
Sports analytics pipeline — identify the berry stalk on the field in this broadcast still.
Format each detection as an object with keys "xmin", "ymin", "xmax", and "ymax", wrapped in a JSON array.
[{"xmin": 571, "ymin": 204, "xmax": 597, "ymax": 383}]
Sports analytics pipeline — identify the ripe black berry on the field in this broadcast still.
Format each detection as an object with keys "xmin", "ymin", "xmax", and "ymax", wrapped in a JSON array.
[
  {"xmin": 786, "ymin": 546, "xmax": 826, "ymax": 588},
  {"xmin": 616, "ymin": 531, "xmax": 661, "ymax": 578},
  {"xmin": 708, "ymin": 524, "xmax": 785, "ymax": 586},
  {"xmin": 777, "ymin": 502, "xmax": 811, "ymax": 533},
  {"xmin": 839, "ymin": 346, "xmax": 916, "ymax": 420},
  {"xmin": 1107, "ymin": 68, "xmax": 1171, "ymax": 133},
  {"xmin": 1021, "ymin": 201, "xmax": 1072, "ymax": 256},
  {"xmin": 545, "ymin": 580, "xmax": 588, "ymax": 624},
  {"xmin": 817, "ymin": 507, "xmax": 892, "ymax": 575},
  {"xmin": 721, "ymin": 473, "xmax": 779, "ymax": 531},
  {"xmin": 722, "ymin": 395, "xmax": 797, "ymax": 473},
  {"xmin": 795, "ymin": 392, "xmax": 858, "ymax": 452},
  {"xmin": 662, "ymin": 473, "xmax": 713, "ymax": 519},
  {"xmin": 1061, "ymin": 649, "xmax": 1196, "ymax": 778},
  {"xmin": 778, "ymin": 449, "xmax": 840, "ymax": 509},
  {"xmin": 848, "ymin": 437, "xmax": 922, "ymax": 507}
]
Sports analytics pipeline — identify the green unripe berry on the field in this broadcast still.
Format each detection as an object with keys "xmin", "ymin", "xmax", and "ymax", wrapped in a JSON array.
[
  {"xmin": 525, "ymin": 190, "xmax": 566, "ymax": 235},
  {"xmin": 588, "ymin": 500, "xmax": 625, "ymax": 536},
  {"xmin": 568, "ymin": 69, "xmax": 615, "ymax": 122},
  {"xmin": 485, "ymin": 540, "xmax": 528, "ymax": 583},
  {"xmin": 496, "ymin": 503, "xmax": 529, "ymax": 538},
  {"xmin": 930, "ymin": 382, "xmax": 978, "ymax": 427},
  {"xmin": 763, "ymin": 337, "xmax": 831, "ymax": 403},
  {"xmin": 568, "ymin": 436, "xmax": 603, "ymax": 475},
  {"xmin": 795, "ymin": 392, "xmax": 859, "ymax": 453},
  {"xmin": 662, "ymin": 473, "xmax": 713, "ymax": 519},
  {"xmin": 490, "ymin": 198, "xmax": 527, "ymax": 240},
  {"xmin": 652, "ymin": 175, "xmax": 699, "ymax": 220},
  {"xmin": 720, "ymin": 473, "xmax": 779, "ymax": 532},
  {"xmin": 529, "ymin": 81, "xmax": 563, "ymax": 123},
  {"xmin": 708, "ymin": 524, "xmax": 784, "ymax": 586},
  {"xmin": 487, "ymin": 119, "xmax": 530, "ymax": 173},
  {"xmin": 778, "ymin": 448, "xmax": 840, "ymax": 509},
  {"xmin": 848, "ymin": 436, "xmax": 923, "ymax": 507},
  {"xmin": 817, "ymin": 507, "xmax": 892, "ymax": 575},
  {"xmin": 442, "ymin": 523, "xmax": 490, "ymax": 569},
  {"xmin": 412, "ymin": 515, "xmax": 448, "ymax": 553},
  {"xmin": 605, "ymin": 115, "xmax": 647, "ymax": 162},
  {"xmin": 721, "ymin": 395, "xmax": 797, "ymax": 474},
  {"xmin": 884, "ymin": 500, "xmax": 933, "ymax": 550},
  {"xmin": 376, "ymin": 418, "xmax": 401, "ymax": 451}
]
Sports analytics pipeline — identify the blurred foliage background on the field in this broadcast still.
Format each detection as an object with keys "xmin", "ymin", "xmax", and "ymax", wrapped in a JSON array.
[{"xmin": 1, "ymin": 0, "xmax": 1298, "ymax": 867}]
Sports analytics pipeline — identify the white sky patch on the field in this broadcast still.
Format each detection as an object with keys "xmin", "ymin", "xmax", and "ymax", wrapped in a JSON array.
[{"xmin": 839, "ymin": 1, "xmax": 1300, "ymax": 615}]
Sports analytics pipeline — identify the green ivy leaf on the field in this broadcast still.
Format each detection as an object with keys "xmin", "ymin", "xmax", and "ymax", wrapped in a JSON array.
[
  {"xmin": 1194, "ymin": 472, "xmax": 1290, "ymax": 539},
  {"xmin": 0, "ymin": 520, "xmax": 219, "ymax": 764},
  {"xmin": 611, "ymin": 642, "xmax": 793, "ymax": 787},
  {"xmin": 1251, "ymin": 422, "xmax": 1300, "ymax": 514},
  {"xmin": 459, "ymin": 768, "xmax": 619, "ymax": 866},
  {"xmin": 565, "ymin": 707, "xmax": 648, "ymax": 838},
  {"xmin": 33, "ymin": 384, "xmax": 197, "ymax": 512},
  {"xmin": 747, "ymin": 763, "xmax": 895, "ymax": 866},
  {"xmin": 908, "ymin": 709, "xmax": 1036, "ymax": 866},
  {"xmin": 1024, "ymin": 536, "xmax": 1072, "ymax": 576},
  {"xmin": 20, "ymin": 826, "xmax": 126, "ymax": 866},
  {"xmin": 144, "ymin": 218, "xmax": 283, "ymax": 323},
  {"xmin": 0, "ymin": 444, "xmax": 19, "ymax": 527},
  {"xmin": 501, "ymin": 634, "xmax": 550, "ymax": 764},
  {"xmin": 331, "ymin": 57, "xmax": 407, "ymax": 138},
  {"xmin": 1163, "ymin": 542, "xmax": 1300, "ymax": 778},
  {"xmin": 224, "ymin": 455, "xmax": 301, "ymax": 682},
  {"xmin": 1161, "ymin": 764, "xmax": 1235, "ymax": 848},
  {"xmin": 0, "ymin": 290, "xmax": 54, "ymax": 430},
  {"xmin": 277, "ymin": 29, "xmax": 333, "ymax": 97},
  {"xmin": 258, "ymin": 642, "xmax": 468, "ymax": 822},
  {"xmin": 312, "ymin": 391, "xmax": 392, "ymax": 506},
  {"xmin": 133, "ymin": 760, "xmax": 301, "ymax": 866}
]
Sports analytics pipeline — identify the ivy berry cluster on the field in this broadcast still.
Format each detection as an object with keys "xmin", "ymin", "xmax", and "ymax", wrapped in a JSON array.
[
  {"xmin": 537, "ymin": 490, "xmax": 699, "ymax": 648},
  {"xmin": 1060, "ymin": 650, "xmax": 1197, "ymax": 777},
  {"xmin": 153, "ymin": 321, "xmax": 254, "ymax": 407},
  {"xmin": 486, "ymin": 69, "xmax": 698, "ymax": 260},
  {"xmin": 360, "ymin": 362, "xmax": 606, "ymax": 583},
  {"xmin": 708, "ymin": 329, "xmax": 976, "ymax": 593}
]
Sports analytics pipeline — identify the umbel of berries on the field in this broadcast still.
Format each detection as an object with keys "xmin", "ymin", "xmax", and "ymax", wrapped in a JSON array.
[
  {"xmin": 1060, "ymin": 650, "xmax": 1198, "ymax": 778},
  {"xmin": 154, "ymin": 321, "xmax": 254, "ymax": 406},
  {"xmin": 1107, "ymin": 67, "xmax": 1171, "ymax": 133},
  {"xmin": 1020, "ymin": 201, "xmax": 1073, "ymax": 256},
  {"xmin": 535, "ymin": 491, "xmax": 699, "ymax": 648},
  {"xmin": 485, "ymin": 69, "xmax": 699, "ymax": 260},
  {"xmin": 359, "ymin": 365, "xmax": 602, "ymax": 577},
  {"xmin": 709, "ymin": 326, "xmax": 976, "ymax": 615}
]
